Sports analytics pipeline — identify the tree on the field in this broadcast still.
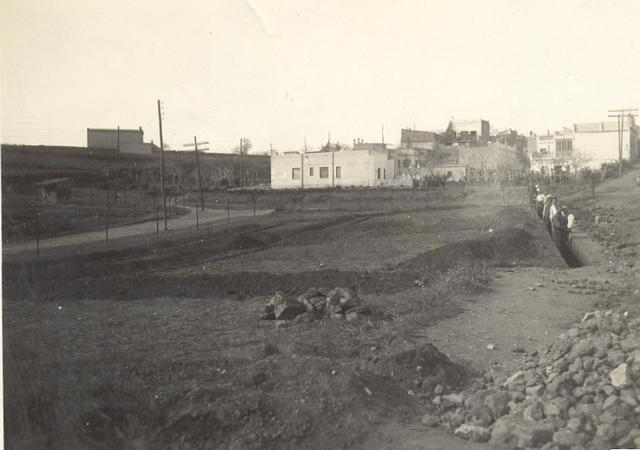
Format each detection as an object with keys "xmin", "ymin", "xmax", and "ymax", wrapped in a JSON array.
[{"xmin": 232, "ymin": 138, "xmax": 252, "ymax": 155}]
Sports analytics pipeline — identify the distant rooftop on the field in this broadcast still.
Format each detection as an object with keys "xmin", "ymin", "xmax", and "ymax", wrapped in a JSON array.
[{"xmin": 87, "ymin": 128, "xmax": 143, "ymax": 133}]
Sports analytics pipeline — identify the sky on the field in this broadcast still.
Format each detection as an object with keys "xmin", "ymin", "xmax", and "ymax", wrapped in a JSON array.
[{"xmin": 1, "ymin": 0, "xmax": 639, "ymax": 153}]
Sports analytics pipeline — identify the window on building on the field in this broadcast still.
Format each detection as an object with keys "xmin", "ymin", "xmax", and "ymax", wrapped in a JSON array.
[
  {"xmin": 556, "ymin": 139, "xmax": 573, "ymax": 151},
  {"xmin": 319, "ymin": 167, "xmax": 329, "ymax": 178},
  {"xmin": 383, "ymin": 168, "xmax": 386, "ymax": 179},
  {"xmin": 377, "ymin": 168, "xmax": 381, "ymax": 180},
  {"xmin": 309, "ymin": 167, "xmax": 314, "ymax": 177},
  {"xmin": 335, "ymin": 166, "xmax": 341, "ymax": 178},
  {"xmin": 292, "ymin": 168, "xmax": 301, "ymax": 180},
  {"xmin": 447, "ymin": 171, "xmax": 453, "ymax": 178},
  {"xmin": 403, "ymin": 159, "xmax": 411, "ymax": 168}
]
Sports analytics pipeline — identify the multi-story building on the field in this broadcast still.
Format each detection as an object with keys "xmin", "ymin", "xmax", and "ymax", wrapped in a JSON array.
[
  {"xmin": 529, "ymin": 118, "xmax": 638, "ymax": 173},
  {"xmin": 448, "ymin": 119, "xmax": 490, "ymax": 146}
]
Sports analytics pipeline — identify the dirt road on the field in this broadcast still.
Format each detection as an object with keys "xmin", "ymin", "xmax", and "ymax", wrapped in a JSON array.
[{"xmin": 2, "ymin": 205, "xmax": 273, "ymax": 256}]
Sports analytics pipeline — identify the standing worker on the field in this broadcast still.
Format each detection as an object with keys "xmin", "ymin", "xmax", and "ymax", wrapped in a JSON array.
[
  {"xmin": 552, "ymin": 205, "xmax": 572, "ymax": 261},
  {"xmin": 527, "ymin": 183, "xmax": 537, "ymax": 210},
  {"xmin": 535, "ymin": 191, "xmax": 546, "ymax": 220},
  {"xmin": 542, "ymin": 195, "xmax": 555, "ymax": 236},
  {"xmin": 567, "ymin": 212, "xmax": 575, "ymax": 230}
]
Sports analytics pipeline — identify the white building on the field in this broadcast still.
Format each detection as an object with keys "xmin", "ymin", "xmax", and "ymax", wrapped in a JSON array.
[
  {"xmin": 450, "ymin": 119, "xmax": 490, "ymax": 145},
  {"xmin": 529, "ymin": 119, "xmax": 638, "ymax": 173},
  {"xmin": 573, "ymin": 120, "xmax": 638, "ymax": 168},
  {"xmin": 270, "ymin": 148, "xmax": 396, "ymax": 189}
]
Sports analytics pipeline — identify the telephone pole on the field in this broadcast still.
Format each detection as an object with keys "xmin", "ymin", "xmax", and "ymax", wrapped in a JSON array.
[
  {"xmin": 183, "ymin": 137, "xmax": 209, "ymax": 211},
  {"xmin": 608, "ymin": 108, "xmax": 638, "ymax": 177},
  {"xmin": 239, "ymin": 138, "xmax": 244, "ymax": 190},
  {"xmin": 157, "ymin": 100, "xmax": 168, "ymax": 230},
  {"xmin": 113, "ymin": 126, "xmax": 120, "ymax": 206}
]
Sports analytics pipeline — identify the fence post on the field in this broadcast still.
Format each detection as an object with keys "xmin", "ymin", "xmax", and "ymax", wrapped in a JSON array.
[
  {"xmin": 196, "ymin": 201, "xmax": 199, "ymax": 231},
  {"xmin": 252, "ymin": 194, "xmax": 256, "ymax": 217},
  {"xmin": 105, "ymin": 204, "xmax": 109, "ymax": 246},
  {"xmin": 133, "ymin": 202, "xmax": 137, "ymax": 224},
  {"xmin": 227, "ymin": 198, "xmax": 231, "ymax": 227},
  {"xmin": 330, "ymin": 189, "xmax": 333, "ymax": 211},
  {"xmin": 156, "ymin": 206, "xmax": 159, "ymax": 236},
  {"xmin": 390, "ymin": 190, "xmax": 394, "ymax": 211},
  {"xmin": 35, "ymin": 212, "xmax": 40, "ymax": 256},
  {"xmin": 359, "ymin": 191, "xmax": 363, "ymax": 212},
  {"xmin": 300, "ymin": 193, "xmax": 304, "ymax": 212}
]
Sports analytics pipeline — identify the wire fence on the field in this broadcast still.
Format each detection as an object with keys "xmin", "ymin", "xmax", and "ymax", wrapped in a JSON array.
[{"xmin": 3, "ymin": 185, "xmax": 532, "ymax": 254}]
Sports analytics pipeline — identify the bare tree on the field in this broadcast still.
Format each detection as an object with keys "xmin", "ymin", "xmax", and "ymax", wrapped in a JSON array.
[{"xmin": 232, "ymin": 138, "xmax": 252, "ymax": 155}]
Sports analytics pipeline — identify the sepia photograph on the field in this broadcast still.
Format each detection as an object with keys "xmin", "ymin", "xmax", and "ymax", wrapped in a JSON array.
[{"xmin": 1, "ymin": 0, "xmax": 640, "ymax": 449}]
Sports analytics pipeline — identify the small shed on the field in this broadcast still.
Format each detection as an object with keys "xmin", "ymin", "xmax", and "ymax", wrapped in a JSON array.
[{"xmin": 34, "ymin": 178, "xmax": 73, "ymax": 204}]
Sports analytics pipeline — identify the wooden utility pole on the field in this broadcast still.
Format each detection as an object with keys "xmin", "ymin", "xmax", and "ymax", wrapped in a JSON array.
[
  {"xmin": 114, "ymin": 126, "xmax": 120, "ymax": 206},
  {"xmin": 301, "ymin": 151, "xmax": 305, "ymax": 190},
  {"xmin": 608, "ymin": 108, "xmax": 638, "ymax": 177},
  {"xmin": 157, "ymin": 100, "xmax": 168, "ymax": 230},
  {"xmin": 183, "ymin": 137, "xmax": 209, "ymax": 211},
  {"xmin": 239, "ymin": 138, "xmax": 244, "ymax": 190}
]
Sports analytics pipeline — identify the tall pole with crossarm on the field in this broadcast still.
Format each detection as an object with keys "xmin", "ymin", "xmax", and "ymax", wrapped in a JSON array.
[
  {"xmin": 183, "ymin": 137, "xmax": 209, "ymax": 211},
  {"xmin": 157, "ymin": 100, "xmax": 168, "ymax": 230},
  {"xmin": 608, "ymin": 108, "xmax": 638, "ymax": 177}
]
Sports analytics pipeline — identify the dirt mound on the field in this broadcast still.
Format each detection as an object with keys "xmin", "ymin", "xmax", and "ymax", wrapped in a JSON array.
[
  {"xmin": 364, "ymin": 338, "xmax": 470, "ymax": 398},
  {"xmin": 400, "ymin": 227, "xmax": 537, "ymax": 273},
  {"xmin": 153, "ymin": 355, "xmax": 417, "ymax": 450}
]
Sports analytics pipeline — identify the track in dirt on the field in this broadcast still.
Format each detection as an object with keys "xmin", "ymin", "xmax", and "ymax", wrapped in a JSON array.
[{"xmin": 5, "ymin": 212, "xmax": 550, "ymax": 303}]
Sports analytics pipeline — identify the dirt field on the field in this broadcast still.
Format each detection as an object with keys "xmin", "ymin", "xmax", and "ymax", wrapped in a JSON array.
[{"xmin": 3, "ymin": 169, "xmax": 640, "ymax": 449}]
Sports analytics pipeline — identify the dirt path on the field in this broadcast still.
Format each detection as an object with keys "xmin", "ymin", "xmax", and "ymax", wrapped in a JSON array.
[
  {"xmin": 2, "ymin": 206, "xmax": 273, "ymax": 256},
  {"xmin": 357, "ymin": 208, "xmax": 611, "ymax": 448}
]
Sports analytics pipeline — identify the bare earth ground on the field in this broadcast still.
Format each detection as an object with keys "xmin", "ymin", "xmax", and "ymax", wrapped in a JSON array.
[{"xmin": 3, "ymin": 169, "xmax": 640, "ymax": 449}]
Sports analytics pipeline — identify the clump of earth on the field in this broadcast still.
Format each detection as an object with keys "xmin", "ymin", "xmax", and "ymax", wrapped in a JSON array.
[{"xmin": 260, "ymin": 287, "xmax": 371, "ymax": 323}]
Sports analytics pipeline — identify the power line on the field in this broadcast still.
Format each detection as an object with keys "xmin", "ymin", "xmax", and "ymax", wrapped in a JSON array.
[{"xmin": 607, "ymin": 108, "xmax": 638, "ymax": 177}]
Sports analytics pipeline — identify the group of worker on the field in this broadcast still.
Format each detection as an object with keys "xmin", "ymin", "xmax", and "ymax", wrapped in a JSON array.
[{"xmin": 528, "ymin": 183, "xmax": 575, "ymax": 260}]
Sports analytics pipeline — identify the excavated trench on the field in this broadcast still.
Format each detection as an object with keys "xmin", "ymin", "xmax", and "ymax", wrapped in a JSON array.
[
  {"xmin": 565, "ymin": 231, "xmax": 602, "ymax": 267},
  {"xmin": 552, "ymin": 230, "xmax": 602, "ymax": 268}
]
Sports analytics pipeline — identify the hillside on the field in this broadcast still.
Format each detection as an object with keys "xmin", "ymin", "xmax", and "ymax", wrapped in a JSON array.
[{"xmin": 1, "ymin": 144, "xmax": 271, "ymax": 190}]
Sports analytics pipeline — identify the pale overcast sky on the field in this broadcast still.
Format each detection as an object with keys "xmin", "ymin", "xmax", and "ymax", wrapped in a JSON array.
[{"xmin": 1, "ymin": 0, "xmax": 639, "ymax": 152}]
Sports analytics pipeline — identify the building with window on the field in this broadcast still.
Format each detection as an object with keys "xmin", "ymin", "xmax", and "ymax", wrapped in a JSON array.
[
  {"xmin": 447, "ymin": 119, "xmax": 491, "ymax": 146},
  {"xmin": 529, "ymin": 118, "xmax": 638, "ymax": 173},
  {"xmin": 270, "ymin": 147, "xmax": 395, "ymax": 189}
]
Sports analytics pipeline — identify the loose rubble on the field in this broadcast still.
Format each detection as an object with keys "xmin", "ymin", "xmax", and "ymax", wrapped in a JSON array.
[
  {"xmin": 429, "ymin": 310, "xmax": 640, "ymax": 449},
  {"xmin": 261, "ymin": 287, "xmax": 369, "ymax": 322}
]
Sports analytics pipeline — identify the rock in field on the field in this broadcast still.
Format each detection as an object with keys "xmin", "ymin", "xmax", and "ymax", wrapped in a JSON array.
[{"xmin": 454, "ymin": 424, "xmax": 491, "ymax": 442}]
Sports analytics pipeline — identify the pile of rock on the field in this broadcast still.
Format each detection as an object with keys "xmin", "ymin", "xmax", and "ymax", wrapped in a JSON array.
[
  {"xmin": 424, "ymin": 310, "xmax": 640, "ymax": 449},
  {"xmin": 261, "ymin": 287, "xmax": 368, "ymax": 323}
]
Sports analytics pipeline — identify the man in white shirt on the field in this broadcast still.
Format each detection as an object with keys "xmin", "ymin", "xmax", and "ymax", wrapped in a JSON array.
[{"xmin": 535, "ymin": 192, "xmax": 546, "ymax": 219}]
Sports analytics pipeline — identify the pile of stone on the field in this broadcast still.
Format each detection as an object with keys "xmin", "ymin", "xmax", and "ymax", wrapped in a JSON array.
[
  {"xmin": 422, "ymin": 310, "xmax": 640, "ymax": 449},
  {"xmin": 260, "ymin": 287, "xmax": 369, "ymax": 323}
]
